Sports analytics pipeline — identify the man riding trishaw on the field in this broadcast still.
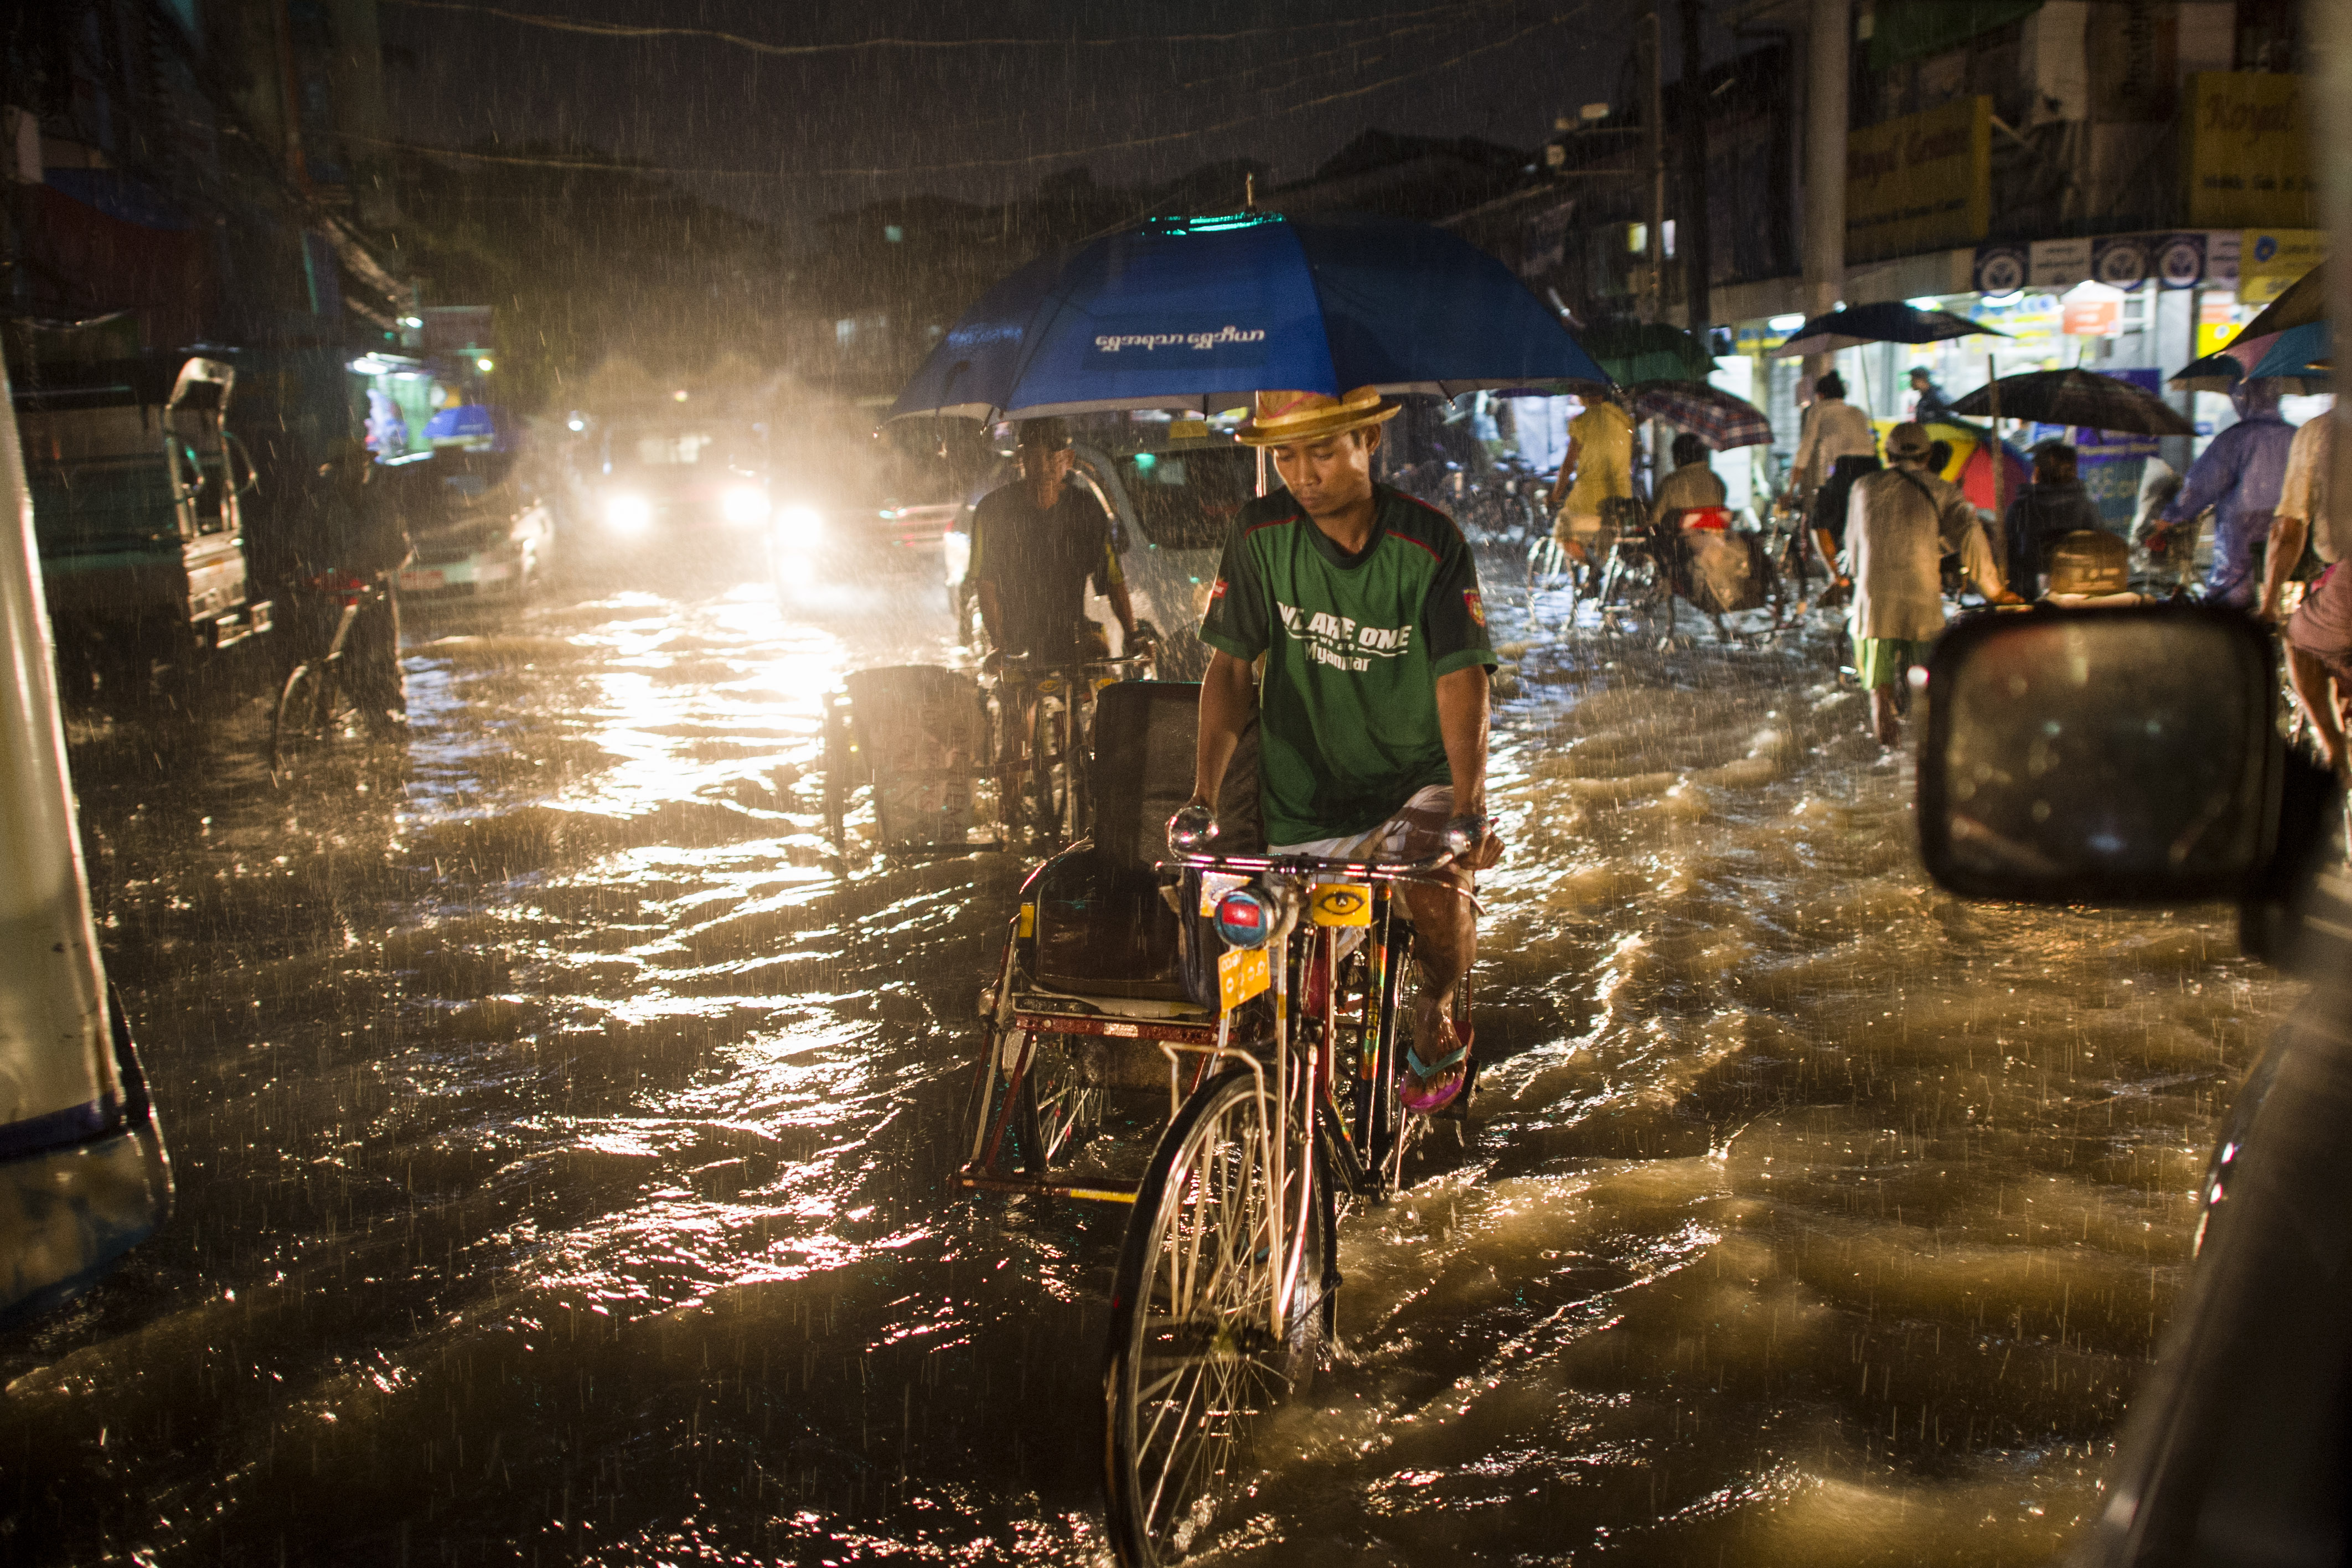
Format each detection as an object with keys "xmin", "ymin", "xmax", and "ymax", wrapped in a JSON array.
[{"xmin": 1171, "ymin": 386, "xmax": 1506, "ymax": 1113}]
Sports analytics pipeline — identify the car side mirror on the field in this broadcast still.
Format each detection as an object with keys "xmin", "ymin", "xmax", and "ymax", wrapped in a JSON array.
[{"xmin": 1917, "ymin": 606, "xmax": 2283, "ymax": 903}]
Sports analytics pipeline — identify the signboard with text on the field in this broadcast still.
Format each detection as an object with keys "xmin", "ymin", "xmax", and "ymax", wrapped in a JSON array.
[
  {"xmin": 2239, "ymin": 229, "xmax": 2323, "ymax": 306},
  {"xmin": 1846, "ymin": 96, "xmax": 1991, "ymax": 265},
  {"xmin": 2185, "ymin": 73, "xmax": 2316, "ymax": 229}
]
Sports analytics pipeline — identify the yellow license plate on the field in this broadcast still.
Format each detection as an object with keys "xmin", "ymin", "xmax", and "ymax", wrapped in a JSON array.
[
  {"xmin": 1309, "ymin": 882, "xmax": 1371, "ymax": 927},
  {"xmin": 1217, "ymin": 945, "xmax": 1270, "ymax": 1011}
]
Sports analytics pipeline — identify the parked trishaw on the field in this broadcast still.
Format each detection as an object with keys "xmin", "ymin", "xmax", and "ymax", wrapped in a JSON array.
[{"xmin": 818, "ymin": 650, "xmax": 1154, "ymax": 861}]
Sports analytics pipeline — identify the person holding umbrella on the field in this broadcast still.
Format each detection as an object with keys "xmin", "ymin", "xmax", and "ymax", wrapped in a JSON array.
[
  {"xmin": 1652, "ymin": 432, "xmax": 1728, "ymax": 527},
  {"xmin": 2002, "ymin": 441, "xmax": 2105, "ymax": 597},
  {"xmin": 1846, "ymin": 422, "xmax": 2019, "ymax": 748},
  {"xmin": 2144, "ymin": 381, "xmax": 2296, "ymax": 608},
  {"xmin": 1177, "ymin": 387, "xmax": 1502, "ymax": 1114},
  {"xmin": 1544, "ymin": 390, "xmax": 1638, "ymax": 579}
]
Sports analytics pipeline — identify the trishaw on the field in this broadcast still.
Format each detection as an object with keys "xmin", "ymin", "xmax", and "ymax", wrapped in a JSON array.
[
  {"xmin": 954, "ymin": 680, "xmax": 1482, "ymax": 1566},
  {"xmin": 818, "ymin": 651, "xmax": 1154, "ymax": 862}
]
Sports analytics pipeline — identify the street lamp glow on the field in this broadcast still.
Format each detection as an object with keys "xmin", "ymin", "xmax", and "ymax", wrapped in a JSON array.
[
  {"xmin": 475, "ymin": 356, "xmax": 494, "ymax": 372},
  {"xmin": 1767, "ymin": 313, "xmax": 1806, "ymax": 332}
]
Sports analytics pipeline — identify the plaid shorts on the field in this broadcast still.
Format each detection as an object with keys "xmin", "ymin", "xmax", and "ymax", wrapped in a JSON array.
[{"xmin": 1852, "ymin": 634, "xmax": 1932, "ymax": 692}]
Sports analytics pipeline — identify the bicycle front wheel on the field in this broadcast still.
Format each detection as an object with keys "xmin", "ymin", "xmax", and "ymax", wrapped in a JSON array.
[
  {"xmin": 270, "ymin": 660, "xmax": 337, "ymax": 780},
  {"xmin": 1105, "ymin": 1066, "xmax": 1315, "ymax": 1566}
]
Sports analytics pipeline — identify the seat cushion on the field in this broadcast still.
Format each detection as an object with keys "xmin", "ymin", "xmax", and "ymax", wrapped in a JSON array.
[{"xmin": 1032, "ymin": 847, "xmax": 1187, "ymax": 1000}]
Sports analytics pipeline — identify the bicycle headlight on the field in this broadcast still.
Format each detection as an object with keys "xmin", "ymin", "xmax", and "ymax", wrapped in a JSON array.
[{"xmin": 1212, "ymin": 887, "xmax": 1273, "ymax": 949}]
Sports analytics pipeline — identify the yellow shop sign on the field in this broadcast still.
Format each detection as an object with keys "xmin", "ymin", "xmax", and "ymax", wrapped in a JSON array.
[{"xmin": 1846, "ymin": 96, "xmax": 1990, "ymax": 265}]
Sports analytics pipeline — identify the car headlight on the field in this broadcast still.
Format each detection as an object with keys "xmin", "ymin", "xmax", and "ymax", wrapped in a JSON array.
[
  {"xmin": 723, "ymin": 487, "xmax": 772, "ymax": 525},
  {"xmin": 774, "ymin": 504, "xmax": 823, "ymax": 537},
  {"xmin": 606, "ymin": 493, "xmax": 653, "ymax": 532}
]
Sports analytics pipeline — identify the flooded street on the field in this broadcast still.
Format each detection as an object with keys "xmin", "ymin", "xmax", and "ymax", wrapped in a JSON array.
[{"xmin": 1, "ymin": 547, "xmax": 2297, "ymax": 1566}]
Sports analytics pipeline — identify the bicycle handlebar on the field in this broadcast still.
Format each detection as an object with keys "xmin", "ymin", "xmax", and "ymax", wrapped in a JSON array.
[
  {"xmin": 987, "ymin": 651, "xmax": 1153, "ymax": 682},
  {"xmin": 1160, "ymin": 847, "xmax": 1459, "ymax": 882}
]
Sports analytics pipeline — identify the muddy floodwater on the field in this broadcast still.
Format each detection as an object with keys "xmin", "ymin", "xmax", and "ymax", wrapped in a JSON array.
[{"xmin": 2, "ymin": 543, "xmax": 2298, "ymax": 1565}]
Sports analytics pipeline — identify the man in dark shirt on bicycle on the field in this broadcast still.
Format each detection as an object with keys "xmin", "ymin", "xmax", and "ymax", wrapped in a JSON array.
[
  {"xmin": 1174, "ymin": 387, "xmax": 1504, "ymax": 1114},
  {"xmin": 968, "ymin": 418, "xmax": 1143, "ymax": 664},
  {"xmin": 297, "ymin": 439, "xmax": 412, "ymax": 728}
]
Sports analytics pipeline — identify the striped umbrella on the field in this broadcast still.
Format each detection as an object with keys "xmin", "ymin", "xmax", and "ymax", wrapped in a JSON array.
[{"xmin": 1629, "ymin": 380, "xmax": 1773, "ymax": 449}]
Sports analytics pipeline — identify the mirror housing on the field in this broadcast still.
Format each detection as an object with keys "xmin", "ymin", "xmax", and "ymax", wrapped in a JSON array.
[{"xmin": 1918, "ymin": 606, "xmax": 2283, "ymax": 904}]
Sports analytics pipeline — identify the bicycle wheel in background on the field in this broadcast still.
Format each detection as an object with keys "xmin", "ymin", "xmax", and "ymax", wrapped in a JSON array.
[
  {"xmin": 270, "ymin": 660, "xmax": 339, "ymax": 782},
  {"xmin": 1027, "ymin": 687, "xmax": 1068, "ymax": 846},
  {"xmin": 960, "ymin": 1023, "xmax": 1104, "ymax": 1182},
  {"xmin": 1064, "ymin": 690, "xmax": 1097, "ymax": 843},
  {"xmin": 1105, "ymin": 1066, "xmax": 1324, "ymax": 1567}
]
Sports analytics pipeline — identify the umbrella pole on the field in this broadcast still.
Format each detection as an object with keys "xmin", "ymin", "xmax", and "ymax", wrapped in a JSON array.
[{"xmin": 1987, "ymin": 354, "xmax": 2005, "ymax": 568}]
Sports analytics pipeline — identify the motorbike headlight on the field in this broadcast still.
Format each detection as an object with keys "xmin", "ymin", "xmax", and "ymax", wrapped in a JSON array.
[
  {"xmin": 723, "ymin": 487, "xmax": 772, "ymax": 525},
  {"xmin": 775, "ymin": 504, "xmax": 823, "ymax": 536},
  {"xmin": 606, "ymin": 493, "xmax": 653, "ymax": 533}
]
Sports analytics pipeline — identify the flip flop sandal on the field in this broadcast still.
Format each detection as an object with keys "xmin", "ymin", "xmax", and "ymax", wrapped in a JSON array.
[{"xmin": 1400, "ymin": 1029, "xmax": 1470, "ymax": 1114}]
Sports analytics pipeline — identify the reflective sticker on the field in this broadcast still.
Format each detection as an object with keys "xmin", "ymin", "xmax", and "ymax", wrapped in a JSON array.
[
  {"xmin": 1218, "ymin": 945, "xmax": 1270, "ymax": 1011},
  {"xmin": 1018, "ymin": 903, "xmax": 1035, "ymax": 939},
  {"xmin": 1197, "ymin": 871, "xmax": 1250, "ymax": 917},
  {"xmin": 1309, "ymin": 882, "xmax": 1372, "ymax": 927}
]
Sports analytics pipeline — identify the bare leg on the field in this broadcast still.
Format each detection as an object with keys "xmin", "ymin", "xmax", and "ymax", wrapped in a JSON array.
[
  {"xmin": 1870, "ymin": 686, "xmax": 1902, "ymax": 748},
  {"xmin": 1400, "ymin": 871, "xmax": 1475, "ymax": 1103},
  {"xmin": 2287, "ymin": 644, "xmax": 2347, "ymax": 773}
]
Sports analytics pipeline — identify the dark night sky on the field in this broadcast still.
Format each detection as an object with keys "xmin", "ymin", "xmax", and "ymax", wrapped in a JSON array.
[{"xmin": 375, "ymin": 0, "xmax": 1735, "ymax": 239}]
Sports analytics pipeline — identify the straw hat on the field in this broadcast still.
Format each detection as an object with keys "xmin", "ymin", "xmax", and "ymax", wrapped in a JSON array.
[{"xmin": 1234, "ymin": 386, "xmax": 1402, "ymax": 447}]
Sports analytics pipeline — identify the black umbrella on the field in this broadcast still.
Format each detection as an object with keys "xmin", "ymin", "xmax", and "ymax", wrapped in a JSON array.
[
  {"xmin": 1767, "ymin": 301, "xmax": 2007, "ymax": 358},
  {"xmin": 1949, "ymin": 369, "xmax": 2193, "ymax": 436},
  {"xmin": 2166, "ymin": 353, "xmax": 2242, "ymax": 394}
]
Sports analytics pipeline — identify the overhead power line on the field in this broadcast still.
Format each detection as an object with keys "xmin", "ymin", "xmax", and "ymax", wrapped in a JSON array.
[
  {"xmin": 377, "ymin": 0, "xmax": 1521, "ymax": 56},
  {"xmin": 359, "ymin": 5, "xmax": 1590, "ymax": 182}
]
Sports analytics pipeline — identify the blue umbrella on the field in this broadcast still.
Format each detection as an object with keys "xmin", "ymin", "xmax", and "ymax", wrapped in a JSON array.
[
  {"xmin": 887, "ymin": 210, "xmax": 1609, "ymax": 422},
  {"xmin": 2246, "ymin": 320, "xmax": 2330, "ymax": 381},
  {"xmin": 1767, "ymin": 301, "xmax": 2006, "ymax": 359}
]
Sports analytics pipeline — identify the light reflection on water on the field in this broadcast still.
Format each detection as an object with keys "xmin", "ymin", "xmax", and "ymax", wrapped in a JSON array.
[{"xmin": 1, "ymin": 559, "xmax": 2294, "ymax": 1565}]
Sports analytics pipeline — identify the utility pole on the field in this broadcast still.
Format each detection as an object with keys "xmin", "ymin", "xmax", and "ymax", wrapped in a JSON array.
[
  {"xmin": 1678, "ymin": 0, "xmax": 1712, "ymax": 334},
  {"xmin": 1800, "ymin": 0, "xmax": 1848, "ymax": 384},
  {"xmin": 1643, "ymin": 4, "xmax": 1666, "ymax": 324}
]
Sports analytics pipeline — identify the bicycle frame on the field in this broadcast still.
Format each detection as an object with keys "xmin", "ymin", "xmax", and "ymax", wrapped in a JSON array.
[
  {"xmin": 298, "ymin": 573, "xmax": 379, "ymax": 667},
  {"xmin": 1155, "ymin": 846, "xmax": 1470, "ymax": 1341},
  {"xmin": 983, "ymin": 651, "xmax": 1152, "ymax": 842}
]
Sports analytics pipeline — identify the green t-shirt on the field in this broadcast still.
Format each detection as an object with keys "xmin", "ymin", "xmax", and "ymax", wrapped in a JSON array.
[{"xmin": 1198, "ymin": 484, "xmax": 1495, "ymax": 845}]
